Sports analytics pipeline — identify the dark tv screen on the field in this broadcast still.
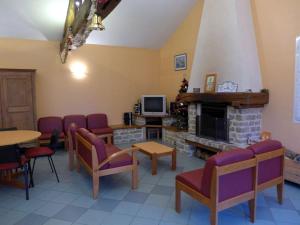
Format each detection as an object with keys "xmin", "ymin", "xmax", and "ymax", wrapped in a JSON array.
[{"xmin": 144, "ymin": 97, "xmax": 163, "ymax": 112}]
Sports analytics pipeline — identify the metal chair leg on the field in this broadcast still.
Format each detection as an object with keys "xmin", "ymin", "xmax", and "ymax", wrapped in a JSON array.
[
  {"xmin": 48, "ymin": 156, "xmax": 54, "ymax": 173},
  {"xmin": 23, "ymin": 164, "xmax": 29, "ymax": 200},
  {"xmin": 49, "ymin": 156, "xmax": 59, "ymax": 183},
  {"xmin": 32, "ymin": 158, "xmax": 36, "ymax": 175},
  {"xmin": 28, "ymin": 160, "xmax": 34, "ymax": 187}
]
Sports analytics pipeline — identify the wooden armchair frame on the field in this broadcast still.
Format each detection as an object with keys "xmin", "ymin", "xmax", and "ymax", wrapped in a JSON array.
[
  {"xmin": 75, "ymin": 133, "xmax": 138, "ymax": 199},
  {"xmin": 97, "ymin": 133, "xmax": 113, "ymax": 145},
  {"xmin": 255, "ymin": 148, "xmax": 285, "ymax": 204},
  {"xmin": 67, "ymin": 129, "xmax": 75, "ymax": 171},
  {"xmin": 176, "ymin": 158, "xmax": 258, "ymax": 225}
]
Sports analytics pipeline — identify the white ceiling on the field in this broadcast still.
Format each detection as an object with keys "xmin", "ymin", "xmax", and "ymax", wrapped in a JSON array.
[{"xmin": 0, "ymin": 0, "xmax": 197, "ymax": 49}]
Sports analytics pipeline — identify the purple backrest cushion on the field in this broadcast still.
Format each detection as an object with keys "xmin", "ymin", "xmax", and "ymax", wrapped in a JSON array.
[
  {"xmin": 247, "ymin": 140, "xmax": 283, "ymax": 154},
  {"xmin": 87, "ymin": 114, "xmax": 108, "ymax": 129},
  {"xmin": 77, "ymin": 128, "xmax": 92, "ymax": 167},
  {"xmin": 86, "ymin": 133, "xmax": 107, "ymax": 164},
  {"xmin": 63, "ymin": 115, "xmax": 86, "ymax": 133},
  {"xmin": 201, "ymin": 148, "xmax": 254, "ymax": 202},
  {"xmin": 247, "ymin": 140, "xmax": 283, "ymax": 184},
  {"xmin": 38, "ymin": 117, "xmax": 63, "ymax": 133},
  {"xmin": 68, "ymin": 123, "xmax": 78, "ymax": 150},
  {"xmin": 78, "ymin": 128, "xmax": 90, "ymax": 138}
]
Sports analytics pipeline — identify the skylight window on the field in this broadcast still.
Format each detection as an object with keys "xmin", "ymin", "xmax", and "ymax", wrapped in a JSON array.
[{"xmin": 294, "ymin": 36, "xmax": 300, "ymax": 123}]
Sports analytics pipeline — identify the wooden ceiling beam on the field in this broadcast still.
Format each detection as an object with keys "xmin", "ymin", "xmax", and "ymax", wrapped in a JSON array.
[{"xmin": 60, "ymin": 0, "xmax": 121, "ymax": 64}]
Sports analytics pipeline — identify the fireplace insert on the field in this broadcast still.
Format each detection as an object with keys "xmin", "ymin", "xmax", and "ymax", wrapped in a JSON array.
[{"xmin": 196, "ymin": 104, "xmax": 229, "ymax": 142}]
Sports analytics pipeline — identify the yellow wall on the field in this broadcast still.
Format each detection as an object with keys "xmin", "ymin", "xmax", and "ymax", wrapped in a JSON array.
[
  {"xmin": 0, "ymin": 38, "xmax": 160, "ymax": 124},
  {"xmin": 1, "ymin": 0, "xmax": 299, "ymax": 153},
  {"xmin": 159, "ymin": 0, "xmax": 204, "ymax": 101},
  {"xmin": 159, "ymin": 0, "xmax": 300, "ymax": 152},
  {"xmin": 252, "ymin": 0, "xmax": 300, "ymax": 153}
]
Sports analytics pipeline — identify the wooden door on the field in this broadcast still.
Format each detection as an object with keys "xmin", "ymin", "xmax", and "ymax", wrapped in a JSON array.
[{"xmin": 0, "ymin": 69, "xmax": 36, "ymax": 130}]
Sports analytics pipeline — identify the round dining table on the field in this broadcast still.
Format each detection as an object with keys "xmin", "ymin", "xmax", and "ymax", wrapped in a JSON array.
[
  {"xmin": 0, "ymin": 130, "xmax": 41, "ymax": 189},
  {"xmin": 0, "ymin": 130, "xmax": 41, "ymax": 147}
]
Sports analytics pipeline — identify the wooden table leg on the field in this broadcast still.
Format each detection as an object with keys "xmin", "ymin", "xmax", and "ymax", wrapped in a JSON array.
[
  {"xmin": 171, "ymin": 149, "xmax": 176, "ymax": 171},
  {"xmin": 152, "ymin": 153, "xmax": 157, "ymax": 175}
]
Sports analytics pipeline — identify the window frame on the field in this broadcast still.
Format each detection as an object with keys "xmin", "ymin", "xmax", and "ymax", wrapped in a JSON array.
[{"xmin": 294, "ymin": 36, "xmax": 300, "ymax": 123}]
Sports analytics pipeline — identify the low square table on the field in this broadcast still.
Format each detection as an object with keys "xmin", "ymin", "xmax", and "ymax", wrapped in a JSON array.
[{"xmin": 133, "ymin": 141, "xmax": 176, "ymax": 175}]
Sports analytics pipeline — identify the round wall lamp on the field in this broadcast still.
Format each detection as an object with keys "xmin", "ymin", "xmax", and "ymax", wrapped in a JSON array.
[{"xmin": 70, "ymin": 62, "xmax": 87, "ymax": 80}]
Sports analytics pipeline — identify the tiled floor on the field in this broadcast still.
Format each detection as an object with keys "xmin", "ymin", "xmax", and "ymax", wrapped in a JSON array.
[{"xmin": 1, "ymin": 143, "xmax": 300, "ymax": 225}]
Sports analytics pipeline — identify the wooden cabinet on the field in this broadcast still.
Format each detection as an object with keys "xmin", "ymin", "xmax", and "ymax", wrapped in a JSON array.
[{"xmin": 0, "ymin": 69, "xmax": 36, "ymax": 130}]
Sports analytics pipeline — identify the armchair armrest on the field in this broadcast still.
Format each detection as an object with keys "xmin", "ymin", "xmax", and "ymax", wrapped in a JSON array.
[
  {"xmin": 97, "ymin": 147, "xmax": 139, "ymax": 170},
  {"xmin": 97, "ymin": 133, "xmax": 113, "ymax": 144}
]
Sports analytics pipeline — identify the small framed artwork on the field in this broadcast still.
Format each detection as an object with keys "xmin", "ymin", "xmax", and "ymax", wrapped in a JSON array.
[
  {"xmin": 175, "ymin": 53, "xmax": 187, "ymax": 71},
  {"xmin": 217, "ymin": 81, "xmax": 238, "ymax": 93},
  {"xmin": 204, "ymin": 73, "xmax": 217, "ymax": 93}
]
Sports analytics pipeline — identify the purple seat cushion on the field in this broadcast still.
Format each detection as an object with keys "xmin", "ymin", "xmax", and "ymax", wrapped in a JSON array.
[
  {"xmin": 25, "ymin": 147, "xmax": 54, "ymax": 158},
  {"xmin": 176, "ymin": 169, "xmax": 204, "ymax": 193},
  {"xmin": 63, "ymin": 115, "xmax": 86, "ymax": 133},
  {"xmin": 103, "ymin": 144, "xmax": 132, "ymax": 169},
  {"xmin": 87, "ymin": 114, "xmax": 109, "ymax": 130},
  {"xmin": 38, "ymin": 117, "xmax": 63, "ymax": 133},
  {"xmin": 0, "ymin": 162, "xmax": 19, "ymax": 170},
  {"xmin": 247, "ymin": 140, "xmax": 283, "ymax": 185},
  {"xmin": 38, "ymin": 132, "xmax": 65, "ymax": 140},
  {"xmin": 201, "ymin": 148, "xmax": 254, "ymax": 202},
  {"xmin": 90, "ymin": 127, "xmax": 113, "ymax": 135}
]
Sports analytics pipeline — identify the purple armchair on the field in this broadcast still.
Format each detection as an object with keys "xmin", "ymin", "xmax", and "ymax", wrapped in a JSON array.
[
  {"xmin": 176, "ymin": 149, "xmax": 257, "ymax": 225},
  {"xmin": 76, "ymin": 128, "xmax": 138, "ymax": 199},
  {"xmin": 38, "ymin": 117, "xmax": 65, "ymax": 144},
  {"xmin": 64, "ymin": 115, "xmax": 86, "ymax": 152},
  {"xmin": 247, "ymin": 139, "xmax": 285, "ymax": 204},
  {"xmin": 63, "ymin": 115, "xmax": 86, "ymax": 134},
  {"xmin": 86, "ymin": 114, "xmax": 113, "ymax": 144}
]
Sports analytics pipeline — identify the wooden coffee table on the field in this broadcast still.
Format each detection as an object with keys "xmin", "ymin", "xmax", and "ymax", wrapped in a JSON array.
[{"xmin": 133, "ymin": 141, "xmax": 176, "ymax": 175}]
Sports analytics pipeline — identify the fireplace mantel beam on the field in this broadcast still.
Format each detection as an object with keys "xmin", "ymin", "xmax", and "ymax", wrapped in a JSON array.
[{"xmin": 178, "ymin": 92, "xmax": 269, "ymax": 109}]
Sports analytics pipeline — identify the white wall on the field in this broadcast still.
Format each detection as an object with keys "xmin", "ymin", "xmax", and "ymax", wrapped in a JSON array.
[{"xmin": 188, "ymin": 0, "xmax": 262, "ymax": 92}]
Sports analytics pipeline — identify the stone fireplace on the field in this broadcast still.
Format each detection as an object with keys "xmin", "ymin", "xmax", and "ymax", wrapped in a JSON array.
[
  {"xmin": 182, "ymin": 92, "xmax": 269, "ymax": 151},
  {"xmin": 188, "ymin": 104, "xmax": 263, "ymax": 148}
]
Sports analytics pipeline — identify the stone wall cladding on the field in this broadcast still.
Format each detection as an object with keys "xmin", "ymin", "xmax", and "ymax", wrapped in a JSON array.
[
  {"xmin": 162, "ymin": 129, "xmax": 196, "ymax": 154},
  {"xmin": 113, "ymin": 128, "xmax": 145, "ymax": 144},
  {"xmin": 188, "ymin": 104, "xmax": 197, "ymax": 134},
  {"xmin": 228, "ymin": 107, "xmax": 263, "ymax": 146}
]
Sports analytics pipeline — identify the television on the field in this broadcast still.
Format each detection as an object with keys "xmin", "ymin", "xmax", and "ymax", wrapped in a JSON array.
[{"xmin": 141, "ymin": 95, "xmax": 167, "ymax": 116}]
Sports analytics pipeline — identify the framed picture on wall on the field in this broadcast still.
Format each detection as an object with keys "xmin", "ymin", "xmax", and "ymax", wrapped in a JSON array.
[
  {"xmin": 204, "ymin": 73, "xmax": 217, "ymax": 93},
  {"xmin": 175, "ymin": 53, "xmax": 187, "ymax": 71}
]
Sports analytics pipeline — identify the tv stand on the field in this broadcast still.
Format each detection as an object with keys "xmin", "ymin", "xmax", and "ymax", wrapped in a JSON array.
[{"xmin": 133, "ymin": 114, "xmax": 176, "ymax": 140}]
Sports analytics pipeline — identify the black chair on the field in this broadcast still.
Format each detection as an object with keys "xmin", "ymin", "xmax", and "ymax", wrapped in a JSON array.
[
  {"xmin": 0, "ymin": 127, "xmax": 30, "ymax": 200},
  {"xmin": 25, "ymin": 129, "xmax": 60, "ymax": 186}
]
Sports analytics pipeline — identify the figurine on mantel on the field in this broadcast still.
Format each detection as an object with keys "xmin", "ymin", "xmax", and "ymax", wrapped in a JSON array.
[{"xmin": 175, "ymin": 78, "xmax": 189, "ymax": 130}]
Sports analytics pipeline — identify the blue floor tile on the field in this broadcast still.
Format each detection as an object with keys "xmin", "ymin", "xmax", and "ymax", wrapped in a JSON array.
[
  {"xmin": 270, "ymin": 208, "xmax": 300, "ymax": 223},
  {"xmin": 265, "ymin": 196, "xmax": 296, "ymax": 210},
  {"xmin": 91, "ymin": 198, "xmax": 120, "ymax": 212},
  {"xmin": 151, "ymin": 185, "xmax": 175, "ymax": 196},
  {"xmin": 0, "ymin": 149, "xmax": 299, "ymax": 225},
  {"xmin": 101, "ymin": 213, "xmax": 133, "ymax": 225},
  {"xmin": 123, "ymin": 191, "xmax": 149, "ymax": 204},
  {"xmin": 14, "ymin": 213, "xmax": 48, "ymax": 225},
  {"xmin": 53, "ymin": 205, "xmax": 87, "ymax": 222}
]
